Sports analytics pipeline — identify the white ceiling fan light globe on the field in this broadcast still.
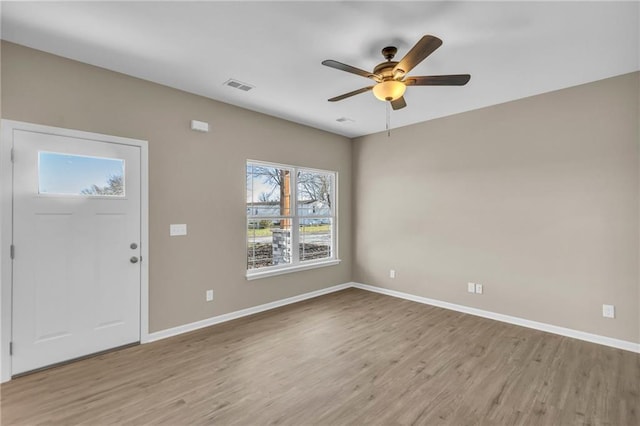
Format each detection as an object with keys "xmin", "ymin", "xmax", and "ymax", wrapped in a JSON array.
[{"xmin": 372, "ymin": 80, "xmax": 406, "ymax": 102}]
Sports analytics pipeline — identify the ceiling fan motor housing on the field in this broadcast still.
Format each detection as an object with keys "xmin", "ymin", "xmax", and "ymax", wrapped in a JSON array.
[{"xmin": 373, "ymin": 61, "xmax": 399, "ymax": 78}]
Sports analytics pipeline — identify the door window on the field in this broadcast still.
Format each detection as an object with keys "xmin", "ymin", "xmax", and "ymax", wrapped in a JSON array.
[{"xmin": 38, "ymin": 151, "xmax": 125, "ymax": 196}]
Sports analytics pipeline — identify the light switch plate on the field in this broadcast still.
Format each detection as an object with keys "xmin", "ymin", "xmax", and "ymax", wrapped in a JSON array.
[
  {"xmin": 467, "ymin": 282, "xmax": 476, "ymax": 293},
  {"xmin": 170, "ymin": 224, "xmax": 187, "ymax": 236},
  {"xmin": 191, "ymin": 120, "xmax": 209, "ymax": 132},
  {"xmin": 475, "ymin": 283, "xmax": 483, "ymax": 294}
]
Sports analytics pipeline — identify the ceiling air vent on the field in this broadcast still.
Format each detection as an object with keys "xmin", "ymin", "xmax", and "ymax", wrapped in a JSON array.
[{"xmin": 224, "ymin": 79, "xmax": 254, "ymax": 92}]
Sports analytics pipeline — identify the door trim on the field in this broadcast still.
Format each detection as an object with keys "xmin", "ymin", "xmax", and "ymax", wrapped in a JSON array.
[{"xmin": 0, "ymin": 120, "xmax": 149, "ymax": 383}]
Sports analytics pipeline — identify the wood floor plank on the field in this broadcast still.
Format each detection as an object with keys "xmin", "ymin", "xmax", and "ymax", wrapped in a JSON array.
[{"xmin": 1, "ymin": 288, "xmax": 638, "ymax": 425}]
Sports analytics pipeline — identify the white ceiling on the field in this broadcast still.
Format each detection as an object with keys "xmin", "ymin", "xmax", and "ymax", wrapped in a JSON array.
[{"xmin": 1, "ymin": 1, "xmax": 638, "ymax": 138}]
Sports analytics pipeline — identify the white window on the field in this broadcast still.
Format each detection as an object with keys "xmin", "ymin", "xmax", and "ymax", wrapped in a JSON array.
[{"xmin": 246, "ymin": 160, "xmax": 338, "ymax": 279}]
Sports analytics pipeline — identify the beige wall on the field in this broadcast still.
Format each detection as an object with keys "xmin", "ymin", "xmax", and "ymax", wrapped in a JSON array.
[
  {"xmin": 1, "ymin": 42, "xmax": 352, "ymax": 333},
  {"xmin": 353, "ymin": 72, "xmax": 640, "ymax": 343},
  {"xmin": 2, "ymin": 41, "xmax": 638, "ymax": 345}
]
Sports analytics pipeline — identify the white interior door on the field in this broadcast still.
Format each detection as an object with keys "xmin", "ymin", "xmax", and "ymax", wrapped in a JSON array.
[{"xmin": 12, "ymin": 129, "xmax": 141, "ymax": 375}]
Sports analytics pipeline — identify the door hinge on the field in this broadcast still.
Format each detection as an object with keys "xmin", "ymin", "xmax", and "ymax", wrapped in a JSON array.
[
  {"xmin": 140, "ymin": 256, "xmax": 143, "ymax": 263},
  {"xmin": 9, "ymin": 342, "xmax": 13, "ymax": 356},
  {"xmin": 10, "ymin": 147, "xmax": 14, "ymax": 163},
  {"xmin": 10, "ymin": 244, "xmax": 14, "ymax": 260}
]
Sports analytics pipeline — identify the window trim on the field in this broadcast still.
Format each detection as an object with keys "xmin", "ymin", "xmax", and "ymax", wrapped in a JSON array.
[
  {"xmin": 246, "ymin": 159, "xmax": 339, "ymax": 279},
  {"xmin": 246, "ymin": 259, "xmax": 342, "ymax": 281}
]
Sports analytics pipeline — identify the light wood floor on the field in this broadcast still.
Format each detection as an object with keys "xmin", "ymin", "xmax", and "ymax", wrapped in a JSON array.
[{"xmin": 1, "ymin": 288, "xmax": 638, "ymax": 425}]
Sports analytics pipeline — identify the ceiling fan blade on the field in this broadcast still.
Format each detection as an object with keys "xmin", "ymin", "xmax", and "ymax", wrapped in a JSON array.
[
  {"xmin": 328, "ymin": 86, "xmax": 374, "ymax": 102},
  {"xmin": 322, "ymin": 60, "xmax": 381, "ymax": 82},
  {"xmin": 393, "ymin": 35, "xmax": 443, "ymax": 78},
  {"xmin": 391, "ymin": 97, "xmax": 407, "ymax": 110},
  {"xmin": 405, "ymin": 74, "xmax": 471, "ymax": 86}
]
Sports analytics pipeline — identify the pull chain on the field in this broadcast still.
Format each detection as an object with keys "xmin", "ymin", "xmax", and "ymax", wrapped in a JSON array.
[{"xmin": 386, "ymin": 102, "xmax": 391, "ymax": 138}]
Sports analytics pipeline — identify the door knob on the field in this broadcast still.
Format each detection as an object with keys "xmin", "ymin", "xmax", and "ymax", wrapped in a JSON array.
[{"xmin": 130, "ymin": 256, "xmax": 139, "ymax": 264}]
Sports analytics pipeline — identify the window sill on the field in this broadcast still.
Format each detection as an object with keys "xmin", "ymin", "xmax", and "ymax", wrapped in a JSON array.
[{"xmin": 246, "ymin": 259, "xmax": 341, "ymax": 281}]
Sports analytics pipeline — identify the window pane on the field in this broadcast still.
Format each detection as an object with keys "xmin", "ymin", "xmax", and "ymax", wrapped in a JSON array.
[
  {"xmin": 247, "ymin": 164, "xmax": 291, "ymax": 217},
  {"xmin": 39, "ymin": 152, "xmax": 125, "ymax": 196},
  {"xmin": 246, "ymin": 161, "xmax": 336, "ymax": 274},
  {"xmin": 299, "ymin": 219, "xmax": 332, "ymax": 261},
  {"xmin": 297, "ymin": 170, "xmax": 333, "ymax": 216},
  {"xmin": 247, "ymin": 219, "xmax": 292, "ymax": 270}
]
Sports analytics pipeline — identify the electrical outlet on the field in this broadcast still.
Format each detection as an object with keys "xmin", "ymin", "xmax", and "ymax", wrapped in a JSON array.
[
  {"xmin": 602, "ymin": 304, "xmax": 615, "ymax": 318},
  {"xmin": 206, "ymin": 289, "xmax": 214, "ymax": 302},
  {"xmin": 468, "ymin": 282, "xmax": 476, "ymax": 293},
  {"xmin": 389, "ymin": 269, "xmax": 396, "ymax": 279},
  {"xmin": 475, "ymin": 283, "xmax": 483, "ymax": 294}
]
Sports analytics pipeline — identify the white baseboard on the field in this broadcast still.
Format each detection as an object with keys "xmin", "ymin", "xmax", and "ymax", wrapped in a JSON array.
[
  {"xmin": 144, "ymin": 282, "xmax": 353, "ymax": 343},
  {"xmin": 145, "ymin": 281, "xmax": 639, "ymax": 354},
  {"xmin": 352, "ymin": 282, "xmax": 640, "ymax": 354}
]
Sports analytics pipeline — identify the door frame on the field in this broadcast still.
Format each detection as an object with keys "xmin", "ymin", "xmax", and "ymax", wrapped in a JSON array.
[{"xmin": 0, "ymin": 120, "xmax": 149, "ymax": 383}]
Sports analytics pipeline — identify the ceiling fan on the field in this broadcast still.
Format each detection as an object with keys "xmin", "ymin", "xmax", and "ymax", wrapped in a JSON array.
[{"xmin": 322, "ymin": 35, "xmax": 470, "ymax": 110}]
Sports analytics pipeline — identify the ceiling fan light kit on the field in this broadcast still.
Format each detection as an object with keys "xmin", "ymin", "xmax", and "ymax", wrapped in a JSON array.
[
  {"xmin": 322, "ymin": 35, "xmax": 470, "ymax": 111},
  {"xmin": 372, "ymin": 80, "xmax": 406, "ymax": 101}
]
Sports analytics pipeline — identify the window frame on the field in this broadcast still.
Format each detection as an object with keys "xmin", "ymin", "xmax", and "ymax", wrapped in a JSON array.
[{"xmin": 246, "ymin": 160, "xmax": 339, "ymax": 280}]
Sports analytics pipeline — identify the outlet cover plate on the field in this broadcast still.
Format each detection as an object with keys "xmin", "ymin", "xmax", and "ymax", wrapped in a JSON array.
[
  {"xmin": 475, "ymin": 283, "xmax": 483, "ymax": 294},
  {"xmin": 206, "ymin": 290, "xmax": 214, "ymax": 302},
  {"xmin": 602, "ymin": 304, "xmax": 615, "ymax": 318}
]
